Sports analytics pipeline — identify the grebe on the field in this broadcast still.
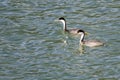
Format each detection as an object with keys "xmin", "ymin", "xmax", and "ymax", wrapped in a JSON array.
[
  {"xmin": 78, "ymin": 30, "xmax": 104, "ymax": 47},
  {"xmin": 58, "ymin": 17, "xmax": 87, "ymax": 35}
]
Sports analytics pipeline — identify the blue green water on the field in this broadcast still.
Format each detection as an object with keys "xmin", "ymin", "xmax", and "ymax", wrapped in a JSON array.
[{"xmin": 0, "ymin": 0, "xmax": 120, "ymax": 80}]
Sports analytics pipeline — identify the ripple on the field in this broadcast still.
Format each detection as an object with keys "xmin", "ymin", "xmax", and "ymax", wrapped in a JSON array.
[{"xmin": 0, "ymin": 0, "xmax": 120, "ymax": 80}]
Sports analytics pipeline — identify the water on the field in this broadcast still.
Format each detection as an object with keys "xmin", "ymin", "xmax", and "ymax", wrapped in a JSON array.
[{"xmin": 0, "ymin": 0, "xmax": 120, "ymax": 80}]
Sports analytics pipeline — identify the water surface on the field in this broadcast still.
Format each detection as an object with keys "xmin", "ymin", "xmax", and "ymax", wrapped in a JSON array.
[{"xmin": 0, "ymin": 0, "xmax": 120, "ymax": 80}]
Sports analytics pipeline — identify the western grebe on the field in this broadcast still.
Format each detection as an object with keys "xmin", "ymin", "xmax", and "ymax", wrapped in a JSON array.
[
  {"xmin": 58, "ymin": 17, "xmax": 87, "ymax": 35},
  {"xmin": 78, "ymin": 30, "xmax": 104, "ymax": 47}
]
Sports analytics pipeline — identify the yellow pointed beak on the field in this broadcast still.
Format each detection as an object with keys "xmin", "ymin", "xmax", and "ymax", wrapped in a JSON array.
[{"xmin": 85, "ymin": 32, "xmax": 89, "ymax": 35}]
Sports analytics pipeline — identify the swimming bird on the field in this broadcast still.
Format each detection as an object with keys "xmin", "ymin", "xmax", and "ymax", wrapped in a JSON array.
[
  {"xmin": 77, "ymin": 30, "xmax": 104, "ymax": 47},
  {"xmin": 58, "ymin": 17, "xmax": 87, "ymax": 35}
]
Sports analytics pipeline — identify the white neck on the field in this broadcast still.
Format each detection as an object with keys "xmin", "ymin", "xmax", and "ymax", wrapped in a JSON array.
[
  {"xmin": 79, "ymin": 32, "xmax": 85, "ymax": 45},
  {"xmin": 60, "ymin": 20, "xmax": 66, "ymax": 30}
]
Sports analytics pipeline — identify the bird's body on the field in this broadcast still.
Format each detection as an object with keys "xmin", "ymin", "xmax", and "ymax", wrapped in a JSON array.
[
  {"xmin": 78, "ymin": 30, "xmax": 104, "ymax": 47},
  {"xmin": 58, "ymin": 17, "xmax": 83, "ymax": 35},
  {"xmin": 65, "ymin": 28, "xmax": 81, "ymax": 35},
  {"xmin": 82, "ymin": 40, "xmax": 104, "ymax": 47}
]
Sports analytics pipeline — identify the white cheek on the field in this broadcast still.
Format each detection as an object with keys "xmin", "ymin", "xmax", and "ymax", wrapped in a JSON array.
[
  {"xmin": 60, "ymin": 20, "xmax": 65, "ymax": 25},
  {"xmin": 78, "ymin": 33, "xmax": 82, "ymax": 35},
  {"xmin": 59, "ymin": 20, "xmax": 66, "ymax": 29}
]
